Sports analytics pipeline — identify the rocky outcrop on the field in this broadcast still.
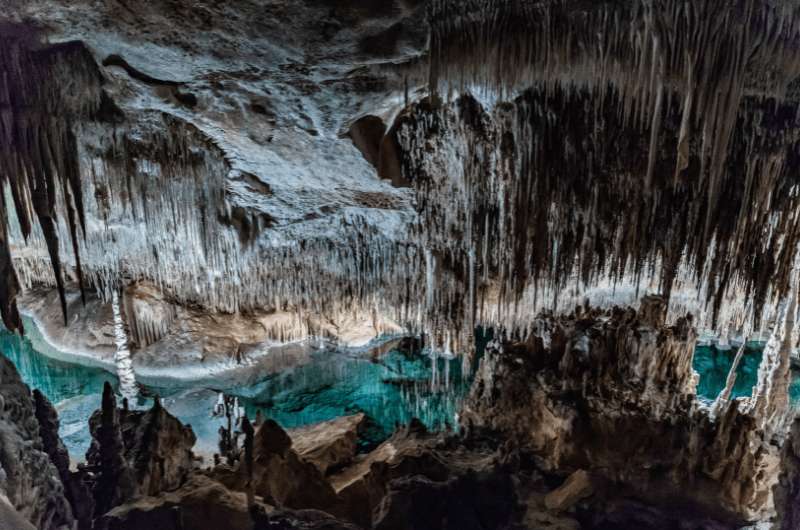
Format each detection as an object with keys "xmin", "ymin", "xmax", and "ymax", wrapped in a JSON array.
[
  {"xmin": 328, "ymin": 419, "xmax": 521, "ymax": 529},
  {"xmin": 288, "ymin": 414, "xmax": 365, "ymax": 475},
  {"xmin": 87, "ymin": 383, "xmax": 196, "ymax": 518},
  {"xmin": 775, "ymin": 416, "xmax": 800, "ymax": 530},
  {"xmin": 544, "ymin": 470, "xmax": 594, "ymax": 513},
  {"xmin": 97, "ymin": 475, "xmax": 254, "ymax": 530},
  {"xmin": 0, "ymin": 494, "xmax": 36, "ymax": 530},
  {"xmin": 0, "ymin": 353, "xmax": 74, "ymax": 530},
  {"xmin": 87, "ymin": 383, "xmax": 136, "ymax": 517},
  {"xmin": 33, "ymin": 389, "xmax": 94, "ymax": 530},
  {"xmin": 461, "ymin": 302, "xmax": 781, "ymax": 523},
  {"xmin": 212, "ymin": 419, "xmax": 343, "ymax": 519}
]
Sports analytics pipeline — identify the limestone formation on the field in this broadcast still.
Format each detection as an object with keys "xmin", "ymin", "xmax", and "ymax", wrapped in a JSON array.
[
  {"xmin": 96, "ymin": 474, "xmax": 255, "ymax": 530},
  {"xmin": 214, "ymin": 419, "xmax": 343, "ymax": 518},
  {"xmin": 87, "ymin": 384, "xmax": 196, "ymax": 518},
  {"xmin": 775, "ymin": 416, "xmax": 800, "ymax": 530},
  {"xmin": 543, "ymin": 470, "xmax": 594, "ymax": 513},
  {"xmin": 461, "ymin": 302, "xmax": 785, "ymax": 523},
  {"xmin": 2, "ymin": 1, "xmax": 800, "ymax": 529},
  {"xmin": 33, "ymin": 390, "xmax": 94, "ymax": 530},
  {"xmin": 288, "ymin": 414, "xmax": 365, "ymax": 475},
  {"xmin": 0, "ymin": 354, "xmax": 73, "ymax": 530}
]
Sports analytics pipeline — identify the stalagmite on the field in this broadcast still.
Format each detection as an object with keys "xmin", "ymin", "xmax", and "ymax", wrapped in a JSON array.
[
  {"xmin": 92, "ymin": 382, "xmax": 135, "ymax": 517},
  {"xmin": 710, "ymin": 342, "xmax": 746, "ymax": 420}
]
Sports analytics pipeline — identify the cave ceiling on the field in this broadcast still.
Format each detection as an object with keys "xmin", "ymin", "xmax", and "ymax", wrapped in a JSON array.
[{"xmin": 2, "ymin": 0, "xmax": 800, "ymax": 350}]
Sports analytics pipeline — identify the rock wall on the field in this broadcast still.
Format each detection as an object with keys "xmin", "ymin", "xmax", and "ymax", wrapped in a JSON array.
[
  {"xmin": 86, "ymin": 383, "xmax": 196, "ymax": 519},
  {"xmin": 775, "ymin": 417, "xmax": 800, "ymax": 530},
  {"xmin": 461, "ymin": 300, "xmax": 782, "ymax": 523},
  {"xmin": 33, "ymin": 389, "xmax": 94, "ymax": 530},
  {"xmin": 0, "ymin": 354, "xmax": 74, "ymax": 530}
]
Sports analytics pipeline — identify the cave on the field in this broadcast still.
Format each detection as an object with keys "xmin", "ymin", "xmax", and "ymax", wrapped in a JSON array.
[{"xmin": 1, "ymin": 1, "xmax": 800, "ymax": 529}]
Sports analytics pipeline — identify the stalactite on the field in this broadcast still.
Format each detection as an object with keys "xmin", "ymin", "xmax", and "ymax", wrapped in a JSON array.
[
  {"xmin": 393, "ymin": 84, "xmax": 800, "ymax": 344},
  {"xmin": 0, "ymin": 29, "xmax": 104, "ymax": 329},
  {"xmin": 403, "ymin": 0, "xmax": 800, "ymax": 343},
  {"xmin": 748, "ymin": 291, "xmax": 798, "ymax": 437}
]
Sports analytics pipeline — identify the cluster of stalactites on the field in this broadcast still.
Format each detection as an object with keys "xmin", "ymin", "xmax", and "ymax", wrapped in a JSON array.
[
  {"xmin": 4, "ymin": 99, "xmax": 441, "ymax": 353},
  {"xmin": 394, "ymin": 78, "xmax": 800, "ymax": 345},
  {"xmin": 0, "ymin": 31, "xmax": 104, "ymax": 333},
  {"xmin": 412, "ymin": 0, "xmax": 800, "ymax": 336}
]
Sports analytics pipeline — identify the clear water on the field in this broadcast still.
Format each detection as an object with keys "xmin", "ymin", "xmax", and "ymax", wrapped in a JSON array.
[
  {"xmin": 0, "ymin": 319, "xmax": 475, "ymax": 461},
  {"xmin": 16, "ymin": 318, "xmax": 798, "ymax": 463},
  {"xmin": 692, "ymin": 343, "xmax": 800, "ymax": 404}
]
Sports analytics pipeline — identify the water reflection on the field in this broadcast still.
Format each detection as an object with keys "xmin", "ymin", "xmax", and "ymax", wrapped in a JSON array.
[
  {"xmin": 693, "ymin": 343, "xmax": 800, "ymax": 404},
  {"xmin": 0, "ymin": 318, "xmax": 474, "ymax": 461}
]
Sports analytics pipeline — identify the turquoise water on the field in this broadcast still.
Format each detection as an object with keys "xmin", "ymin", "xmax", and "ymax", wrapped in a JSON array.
[
  {"xmin": 227, "ymin": 349, "xmax": 470, "ymax": 449},
  {"xmin": 692, "ymin": 343, "xmax": 800, "ymax": 403},
  {"xmin": 0, "ymin": 320, "xmax": 474, "ymax": 460},
  {"xmin": 7, "ymin": 318, "xmax": 800, "ymax": 462}
]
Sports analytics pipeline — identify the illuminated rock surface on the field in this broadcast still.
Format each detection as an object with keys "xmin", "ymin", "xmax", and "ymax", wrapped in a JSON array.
[{"xmin": 4, "ymin": 1, "xmax": 800, "ymax": 529}]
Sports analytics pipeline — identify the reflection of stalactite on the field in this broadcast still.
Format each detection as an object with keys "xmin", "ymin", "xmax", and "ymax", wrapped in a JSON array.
[
  {"xmin": 112, "ymin": 290, "xmax": 138, "ymax": 400},
  {"xmin": 0, "ymin": 29, "xmax": 105, "ymax": 331}
]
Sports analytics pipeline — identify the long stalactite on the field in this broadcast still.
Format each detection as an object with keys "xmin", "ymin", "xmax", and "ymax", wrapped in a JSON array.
[
  {"xmin": 0, "ymin": 28, "xmax": 105, "ymax": 331},
  {"xmin": 383, "ymin": 0, "xmax": 800, "ymax": 346}
]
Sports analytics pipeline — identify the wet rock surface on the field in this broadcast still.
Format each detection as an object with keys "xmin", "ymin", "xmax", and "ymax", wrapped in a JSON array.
[
  {"xmin": 86, "ymin": 384, "xmax": 196, "ymax": 517},
  {"xmin": 0, "ymin": 354, "xmax": 74, "ymax": 530},
  {"xmin": 288, "ymin": 413, "xmax": 365, "ymax": 475},
  {"xmin": 7, "ymin": 303, "xmax": 800, "ymax": 529},
  {"xmin": 461, "ymin": 302, "xmax": 784, "ymax": 525}
]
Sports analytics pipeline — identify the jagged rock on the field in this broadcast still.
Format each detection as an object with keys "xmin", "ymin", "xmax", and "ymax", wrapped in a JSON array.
[
  {"xmin": 774, "ymin": 416, "xmax": 800, "ymax": 530},
  {"xmin": 461, "ymin": 306, "xmax": 776, "ymax": 524},
  {"xmin": 97, "ymin": 474, "xmax": 254, "ymax": 530},
  {"xmin": 87, "ymin": 383, "xmax": 136, "ymax": 517},
  {"xmin": 330, "ymin": 420, "xmax": 450, "ymax": 527},
  {"xmin": 288, "ymin": 414, "xmax": 365, "ymax": 475},
  {"xmin": 33, "ymin": 389, "xmax": 94, "ymax": 530},
  {"xmin": 0, "ymin": 354, "xmax": 74, "ymax": 530},
  {"xmin": 87, "ymin": 384, "xmax": 196, "ymax": 517},
  {"xmin": 544, "ymin": 470, "xmax": 593, "ymax": 513},
  {"xmin": 212, "ymin": 419, "xmax": 344, "ymax": 520},
  {"xmin": 0, "ymin": 493, "xmax": 36, "ymax": 530}
]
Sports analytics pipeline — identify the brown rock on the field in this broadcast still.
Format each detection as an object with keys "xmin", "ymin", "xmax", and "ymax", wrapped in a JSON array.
[
  {"xmin": 288, "ymin": 414, "xmax": 365, "ymax": 475},
  {"xmin": 544, "ymin": 470, "xmax": 593, "ymax": 512},
  {"xmin": 96, "ymin": 474, "xmax": 254, "ymax": 530},
  {"xmin": 87, "ymin": 389, "xmax": 196, "ymax": 516},
  {"xmin": 213, "ymin": 419, "xmax": 343, "ymax": 519},
  {"xmin": 461, "ymin": 307, "xmax": 776, "ymax": 523},
  {"xmin": 330, "ymin": 420, "xmax": 449, "ymax": 528}
]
